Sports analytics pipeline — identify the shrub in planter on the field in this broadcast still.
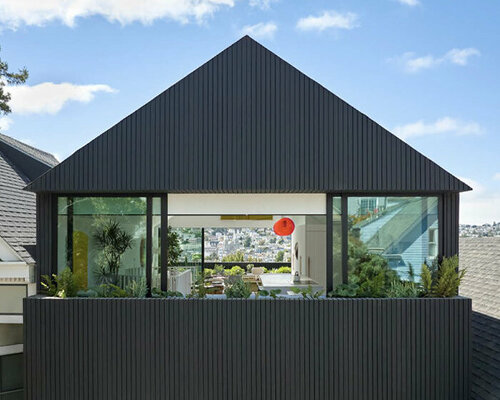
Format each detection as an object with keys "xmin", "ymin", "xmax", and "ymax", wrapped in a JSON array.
[
  {"xmin": 225, "ymin": 279, "xmax": 252, "ymax": 299},
  {"xmin": 152, "ymin": 287, "xmax": 184, "ymax": 298},
  {"xmin": 291, "ymin": 286, "xmax": 324, "ymax": 299},
  {"xmin": 328, "ymin": 283, "xmax": 359, "ymax": 298},
  {"xmin": 41, "ymin": 267, "xmax": 86, "ymax": 298},
  {"xmin": 421, "ymin": 255, "xmax": 465, "ymax": 297},
  {"xmin": 386, "ymin": 281, "xmax": 419, "ymax": 298},
  {"xmin": 225, "ymin": 266, "xmax": 245, "ymax": 276},
  {"xmin": 258, "ymin": 289, "xmax": 282, "ymax": 299}
]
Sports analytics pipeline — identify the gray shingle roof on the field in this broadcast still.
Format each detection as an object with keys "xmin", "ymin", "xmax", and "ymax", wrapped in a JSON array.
[
  {"xmin": 460, "ymin": 237, "xmax": 500, "ymax": 319},
  {"xmin": 0, "ymin": 134, "xmax": 58, "ymax": 264},
  {"xmin": 0, "ymin": 148, "xmax": 37, "ymax": 263},
  {"xmin": 460, "ymin": 237, "xmax": 500, "ymax": 400},
  {"xmin": 0, "ymin": 133, "xmax": 58, "ymax": 167}
]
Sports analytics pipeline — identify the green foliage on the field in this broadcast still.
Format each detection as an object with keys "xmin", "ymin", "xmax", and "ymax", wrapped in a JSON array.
[
  {"xmin": 125, "ymin": 278, "xmax": 148, "ymax": 298},
  {"xmin": 213, "ymin": 264, "xmax": 225, "ymax": 275},
  {"xmin": 187, "ymin": 276, "xmax": 207, "ymax": 299},
  {"xmin": 291, "ymin": 286, "xmax": 324, "ymax": 299},
  {"xmin": 0, "ymin": 49, "xmax": 28, "ymax": 117},
  {"xmin": 222, "ymin": 251, "xmax": 245, "ymax": 262},
  {"xmin": 267, "ymin": 266, "xmax": 292, "ymax": 274},
  {"xmin": 275, "ymin": 250, "xmax": 284, "ymax": 262},
  {"xmin": 352, "ymin": 256, "xmax": 398, "ymax": 297},
  {"xmin": 41, "ymin": 267, "xmax": 86, "ymax": 298},
  {"xmin": 203, "ymin": 268, "xmax": 214, "ymax": 277},
  {"xmin": 258, "ymin": 289, "xmax": 282, "ymax": 299},
  {"xmin": 93, "ymin": 219, "xmax": 133, "ymax": 282},
  {"xmin": 224, "ymin": 266, "xmax": 245, "ymax": 276},
  {"xmin": 347, "ymin": 237, "xmax": 399, "ymax": 297},
  {"xmin": 421, "ymin": 256, "xmax": 465, "ymax": 298},
  {"xmin": 167, "ymin": 227, "xmax": 183, "ymax": 266},
  {"xmin": 328, "ymin": 283, "xmax": 359, "ymax": 298},
  {"xmin": 386, "ymin": 281, "xmax": 419, "ymax": 298},
  {"xmin": 94, "ymin": 283, "xmax": 129, "ymax": 298},
  {"xmin": 421, "ymin": 264, "xmax": 433, "ymax": 294},
  {"xmin": 151, "ymin": 287, "xmax": 184, "ymax": 298},
  {"xmin": 224, "ymin": 279, "xmax": 252, "ymax": 299}
]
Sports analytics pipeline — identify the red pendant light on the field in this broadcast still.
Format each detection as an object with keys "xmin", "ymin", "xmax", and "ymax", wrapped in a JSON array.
[{"xmin": 273, "ymin": 217, "xmax": 295, "ymax": 236}]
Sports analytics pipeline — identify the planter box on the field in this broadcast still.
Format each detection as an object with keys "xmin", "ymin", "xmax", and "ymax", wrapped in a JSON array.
[{"xmin": 24, "ymin": 297, "xmax": 471, "ymax": 400}]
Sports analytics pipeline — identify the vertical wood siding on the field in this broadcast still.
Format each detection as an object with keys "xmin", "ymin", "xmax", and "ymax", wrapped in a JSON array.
[
  {"xmin": 36, "ymin": 193, "xmax": 55, "ymax": 284},
  {"xmin": 26, "ymin": 37, "xmax": 469, "ymax": 193},
  {"xmin": 442, "ymin": 193, "xmax": 460, "ymax": 257},
  {"xmin": 24, "ymin": 297, "xmax": 471, "ymax": 400}
]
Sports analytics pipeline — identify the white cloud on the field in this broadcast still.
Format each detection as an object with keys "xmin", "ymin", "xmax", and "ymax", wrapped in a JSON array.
[
  {"xmin": 0, "ymin": 0, "xmax": 234, "ymax": 29},
  {"xmin": 249, "ymin": 0, "xmax": 277, "ymax": 10},
  {"xmin": 297, "ymin": 11, "xmax": 358, "ymax": 32},
  {"xmin": 446, "ymin": 48, "xmax": 481, "ymax": 66},
  {"xmin": 240, "ymin": 22, "xmax": 277, "ymax": 39},
  {"xmin": 391, "ymin": 48, "xmax": 480, "ymax": 73},
  {"xmin": 0, "ymin": 116, "xmax": 13, "ymax": 131},
  {"xmin": 459, "ymin": 177, "xmax": 500, "ymax": 224},
  {"xmin": 397, "ymin": 0, "xmax": 420, "ymax": 6},
  {"xmin": 493, "ymin": 173, "xmax": 500, "ymax": 181},
  {"xmin": 393, "ymin": 117, "xmax": 481, "ymax": 140},
  {"xmin": 6, "ymin": 82, "xmax": 116, "ymax": 115}
]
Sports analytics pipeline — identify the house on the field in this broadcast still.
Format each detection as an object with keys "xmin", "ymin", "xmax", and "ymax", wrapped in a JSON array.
[
  {"xmin": 460, "ymin": 237, "xmax": 500, "ymax": 400},
  {"xmin": 23, "ymin": 37, "xmax": 472, "ymax": 400},
  {"xmin": 0, "ymin": 133, "xmax": 58, "ymax": 399}
]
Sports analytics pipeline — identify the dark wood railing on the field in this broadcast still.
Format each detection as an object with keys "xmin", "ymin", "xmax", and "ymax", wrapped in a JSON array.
[{"xmin": 24, "ymin": 296, "xmax": 471, "ymax": 400}]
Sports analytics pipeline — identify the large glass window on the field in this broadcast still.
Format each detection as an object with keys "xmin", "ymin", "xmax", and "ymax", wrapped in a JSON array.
[
  {"xmin": 347, "ymin": 196, "xmax": 438, "ymax": 280},
  {"xmin": 57, "ymin": 197, "xmax": 147, "ymax": 288}
]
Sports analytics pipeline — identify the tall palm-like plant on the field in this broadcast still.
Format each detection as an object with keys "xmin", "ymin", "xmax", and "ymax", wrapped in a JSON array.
[{"xmin": 93, "ymin": 219, "xmax": 133, "ymax": 283}]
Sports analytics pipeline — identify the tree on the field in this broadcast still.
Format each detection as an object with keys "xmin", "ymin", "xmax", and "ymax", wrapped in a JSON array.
[
  {"xmin": 167, "ymin": 227, "xmax": 182, "ymax": 266},
  {"xmin": 222, "ymin": 251, "xmax": 245, "ymax": 262},
  {"xmin": 275, "ymin": 250, "xmax": 284, "ymax": 262},
  {"xmin": 244, "ymin": 237, "xmax": 251, "ymax": 248},
  {"xmin": 0, "ymin": 48, "xmax": 28, "ymax": 117}
]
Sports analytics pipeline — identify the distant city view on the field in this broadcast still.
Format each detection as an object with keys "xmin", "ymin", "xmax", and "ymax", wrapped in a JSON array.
[
  {"xmin": 173, "ymin": 228, "xmax": 292, "ymax": 263},
  {"xmin": 460, "ymin": 222, "xmax": 500, "ymax": 237}
]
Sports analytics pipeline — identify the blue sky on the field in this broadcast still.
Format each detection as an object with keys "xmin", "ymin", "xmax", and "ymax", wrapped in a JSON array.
[{"xmin": 0, "ymin": 0, "xmax": 498, "ymax": 224}]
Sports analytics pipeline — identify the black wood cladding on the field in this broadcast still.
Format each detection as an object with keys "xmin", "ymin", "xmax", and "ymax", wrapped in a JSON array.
[
  {"xmin": 24, "ymin": 297, "xmax": 471, "ymax": 400},
  {"xmin": 26, "ymin": 37, "xmax": 469, "ymax": 193}
]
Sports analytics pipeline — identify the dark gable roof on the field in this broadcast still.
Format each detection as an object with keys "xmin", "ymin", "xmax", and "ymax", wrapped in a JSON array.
[{"xmin": 26, "ymin": 36, "xmax": 471, "ymax": 193}]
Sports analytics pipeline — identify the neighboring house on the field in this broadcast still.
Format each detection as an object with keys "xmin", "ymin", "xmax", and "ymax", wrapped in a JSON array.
[
  {"xmin": 0, "ymin": 133, "xmax": 58, "ymax": 399},
  {"xmin": 23, "ymin": 37, "xmax": 473, "ymax": 399},
  {"xmin": 460, "ymin": 237, "xmax": 500, "ymax": 400}
]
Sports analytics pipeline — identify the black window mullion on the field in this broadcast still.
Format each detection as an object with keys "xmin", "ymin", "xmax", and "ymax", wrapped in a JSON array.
[
  {"xmin": 438, "ymin": 194, "xmax": 444, "ymax": 259},
  {"xmin": 341, "ymin": 195, "xmax": 348, "ymax": 284},
  {"xmin": 326, "ymin": 194, "xmax": 333, "ymax": 293},
  {"xmin": 161, "ymin": 195, "xmax": 168, "ymax": 291},
  {"xmin": 66, "ymin": 197, "xmax": 74, "ymax": 271}
]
